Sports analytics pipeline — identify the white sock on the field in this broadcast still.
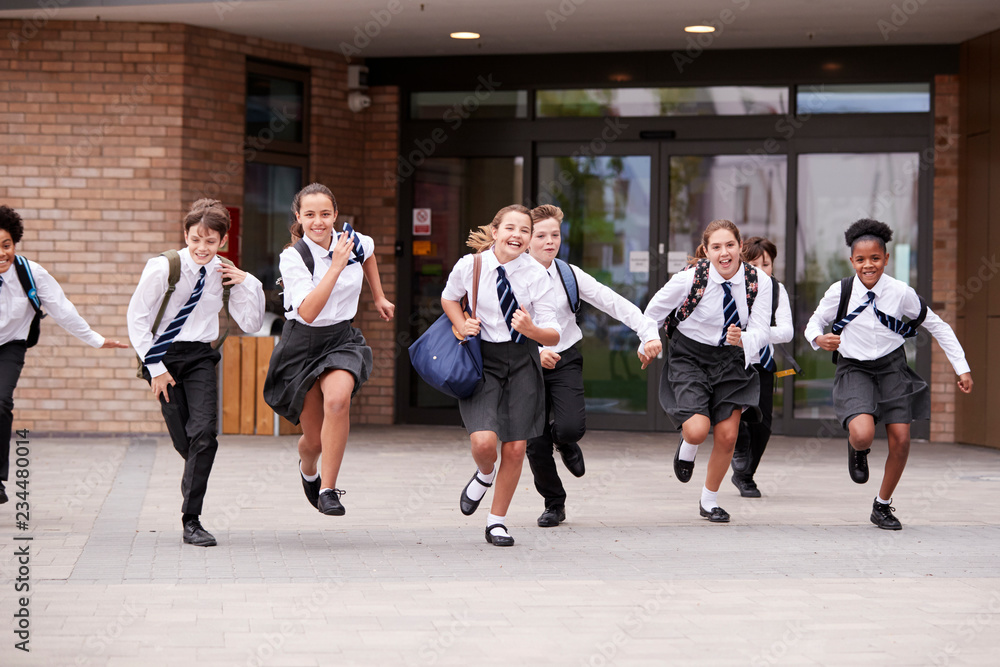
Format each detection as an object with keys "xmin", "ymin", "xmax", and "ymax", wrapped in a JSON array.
[
  {"xmin": 876, "ymin": 495, "xmax": 891, "ymax": 505},
  {"xmin": 487, "ymin": 513, "xmax": 509, "ymax": 537},
  {"xmin": 700, "ymin": 486, "xmax": 719, "ymax": 511},
  {"xmin": 300, "ymin": 461, "xmax": 319, "ymax": 482},
  {"xmin": 320, "ymin": 488, "xmax": 333, "ymax": 494},
  {"xmin": 679, "ymin": 439, "xmax": 699, "ymax": 462},
  {"xmin": 465, "ymin": 465, "xmax": 496, "ymax": 502}
]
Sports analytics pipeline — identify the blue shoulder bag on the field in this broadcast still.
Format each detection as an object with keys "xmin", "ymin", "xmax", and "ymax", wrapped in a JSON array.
[{"xmin": 408, "ymin": 253, "xmax": 483, "ymax": 399}]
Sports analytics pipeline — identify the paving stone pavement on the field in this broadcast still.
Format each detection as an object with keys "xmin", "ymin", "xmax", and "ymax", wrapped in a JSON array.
[{"xmin": 1, "ymin": 425, "xmax": 999, "ymax": 666}]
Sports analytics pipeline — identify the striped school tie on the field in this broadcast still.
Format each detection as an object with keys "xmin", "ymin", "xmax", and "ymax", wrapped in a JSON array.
[
  {"xmin": 831, "ymin": 290, "xmax": 875, "ymax": 335},
  {"xmin": 873, "ymin": 300, "xmax": 920, "ymax": 338},
  {"xmin": 331, "ymin": 223, "xmax": 364, "ymax": 265},
  {"xmin": 496, "ymin": 265, "xmax": 525, "ymax": 344},
  {"xmin": 144, "ymin": 266, "xmax": 206, "ymax": 366},
  {"xmin": 758, "ymin": 343, "xmax": 776, "ymax": 371},
  {"xmin": 719, "ymin": 281, "xmax": 740, "ymax": 346}
]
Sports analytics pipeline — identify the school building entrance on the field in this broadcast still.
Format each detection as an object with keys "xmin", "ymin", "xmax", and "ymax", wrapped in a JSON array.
[{"xmin": 380, "ymin": 50, "xmax": 944, "ymax": 438}]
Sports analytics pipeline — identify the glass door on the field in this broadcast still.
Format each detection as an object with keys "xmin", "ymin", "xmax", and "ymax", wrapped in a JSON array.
[{"xmin": 536, "ymin": 143, "xmax": 660, "ymax": 431}]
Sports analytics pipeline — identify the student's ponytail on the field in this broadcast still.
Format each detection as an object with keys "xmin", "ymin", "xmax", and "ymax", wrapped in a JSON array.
[{"xmin": 466, "ymin": 204, "xmax": 531, "ymax": 252}]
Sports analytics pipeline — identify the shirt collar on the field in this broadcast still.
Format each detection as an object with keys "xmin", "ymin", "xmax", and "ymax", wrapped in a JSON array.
[
  {"xmin": 179, "ymin": 248, "xmax": 218, "ymax": 274},
  {"xmin": 303, "ymin": 233, "xmax": 334, "ymax": 258},
  {"xmin": 854, "ymin": 273, "xmax": 889, "ymax": 297},
  {"xmin": 708, "ymin": 261, "xmax": 746, "ymax": 286}
]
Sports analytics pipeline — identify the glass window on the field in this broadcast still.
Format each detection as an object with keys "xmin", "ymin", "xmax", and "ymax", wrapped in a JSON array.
[
  {"xmin": 246, "ymin": 68, "xmax": 306, "ymax": 144},
  {"xmin": 794, "ymin": 152, "xmax": 920, "ymax": 420},
  {"xmin": 537, "ymin": 155, "xmax": 652, "ymax": 415},
  {"xmin": 410, "ymin": 91, "xmax": 528, "ymax": 120},
  {"xmin": 537, "ymin": 86, "xmax": 788, "ymax": 118},
  {"xmin": 796, "ymin": 83, "xmax": 931, "ymax": 114},
  {"xmin": 409, "ymin": 158, "xmax": 524, "ymax": 409}
]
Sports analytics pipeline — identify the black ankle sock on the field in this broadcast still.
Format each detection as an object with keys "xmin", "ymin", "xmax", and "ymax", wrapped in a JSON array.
[{"xmin": 182, "ymin": 513, "xmax": 198, "ymax": 524}]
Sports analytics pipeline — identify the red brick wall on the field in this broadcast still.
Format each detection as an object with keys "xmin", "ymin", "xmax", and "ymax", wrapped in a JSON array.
[
  {"xmin": 0, "ymin": 19, "xmax": 400, "ymax": 433},
  {"xmin": 930, "ymin": 74, "xmax": 961, "ymax": 444}
]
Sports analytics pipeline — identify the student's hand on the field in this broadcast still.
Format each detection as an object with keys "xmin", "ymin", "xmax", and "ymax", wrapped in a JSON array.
[
  {"xmin": 957, "ymin": 373, "xmax": 973, "ymax": 394},
  {"xmin": 540, "ymin": 349, "xmax": 561, "ymax": 369},
  {"xmin": 326, "ymin": 231, "xmax": 352, "ymax": 274},
  {"xmin": 218, "ymin": 263, "xmax": 247, "ymax": 286},
  {"xmin": 374, "ymin": 297, "xmax": 395, "ymax": 321},
  {"xmin": 643, "ymin": 339, "xmax": 662, "ymax": 361},
  {"xmin": 725, "ymin": 324, "xmax": 743, "ymax": 347},
  {"xmin": 461, "ymin": 317, "xmax": 481, "ymax": 338},
  {"xmin": 511, "ymin": 306, "xmax": 535, "ymax": 336},
  {"xmin": 814, "ymin": 333, "xmax": 840, "ymax": 352},
  {"xmin": 638, "ymin": 352, "xmax": 651, "ymax": 369},
  {"xmin": 150, "ymin": 371, "xmax": 176, "ymax": 403},
  {"xmin": 100, "ymin": 339, "xmax": 129, "ymax": 349}
]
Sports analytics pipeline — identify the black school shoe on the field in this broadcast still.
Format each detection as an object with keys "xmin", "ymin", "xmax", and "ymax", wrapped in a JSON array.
[
  {"xmin": 557, "ymin": 443, "xmax": 586, "ymax": 478},
  {"xmin": 673, "ymin": 438, "xmax": 694, "ymax": 483},
  {"xmin": 730, "ymin": 440, "xmax": 751, "ymax": 475},
  {"xmin": 848, "ymin": 442, "xmax": 871, "ymax": 484},
  {"xmin": 318, "ymin": 489, "xmax": 346, "ymax": 516},
  {"xmin": 699, "ymin": 503, "xmax": 730, "ymax": 523},
  {"xmin": 460, "ymin": 470, "xmax": 493, "ymax": 516},
  {"xmin": 182, "ymin": 518, "xmax": 217, "ymax": 547},
  {"xmin": 731, "ymin": 473, "xmax": 762, "ymax": 498},
  {"xmin": 485, "ymin": 524, "xmax": 515, "ymax": 547},
  {"xmin": 0, "ymin": 483, "xmax": 7, "ymax": 505},
  {"xmin": 537, "ymin": 507, "xmax": 566, "ymax": 527},
  {"xmin": 299, "ymin": 461, "xmax": 321, "ymax": 509},
  {"xmin": 870, "ymin": 498, "xmax": 902, "ymax": 530}
]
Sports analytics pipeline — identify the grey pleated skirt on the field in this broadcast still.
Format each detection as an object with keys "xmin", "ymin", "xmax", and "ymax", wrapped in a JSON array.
[
  {"xmin": 458, "ymin": 340, "xmax": 544, "ymax": 442},
  {"xmin": 263, "ymin": 319, "xmax": 373, "ymax": 425},
  {"xmin": 659, "ymin": 332, "xmax": 760, "ymax": 429},
  {"xmin": 833, "ymin": 345, "xmax": 929, "ymax": 429}
]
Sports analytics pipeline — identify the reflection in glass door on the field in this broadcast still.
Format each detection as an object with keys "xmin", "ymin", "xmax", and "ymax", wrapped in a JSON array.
[
  {"xmin": 793, "ymin": 152, "xmax": 920, "ymax": 420},
  {"xmin": 537, "ymin": 154, "xmax": 652, "ymax": 420}
]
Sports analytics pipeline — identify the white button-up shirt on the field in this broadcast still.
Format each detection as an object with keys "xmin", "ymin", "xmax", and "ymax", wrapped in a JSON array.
[
  {"xmin": 442, "ymin": 248, "xmax": 562, "ymax": 344},
  {"xmin": 749, "ymin": 280, "xmax": 795, "ymax": 364},
  {"xmin": 281, "ymin": 231, "xmax": 375, "ymax": 327},
  {"xmin": 128, "ymin": 248, "xmax": 265, "ymax": 378},
  {"xmin": 804, "ymin": 273, "xmax": 970, "ymax": 374},
  {"xmin": 536, "ymin": 258, "xmax": 659, "ymax": 355},
  {"xmin": 0, "ymin": 259, "xmax": 105, "ymax": 348},
  {"xmin": 644, "ymin": 261, "xmax": 772, "ymax": 368}
]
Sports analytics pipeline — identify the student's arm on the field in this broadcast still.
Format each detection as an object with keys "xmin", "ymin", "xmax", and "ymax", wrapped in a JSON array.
[
  {"xmin": 441, "ymin": 254, "xmax": 478, "ymax": 337},
  {"xmin": 362, "ymin": 252, "xmax": 395, "ymax": 321},
  {"xmin": 295, "ymin": 232, "xmax": 352, "ymax": 324},
  {"xmin": 576, "ymin": 267, "xmax": 661, "ymax": 365},
  {"xmin": 218, "ymin": 262, "xmax": 266, "ymax": 334},
  {"xmin": 33, "ymin": 262, "xmax": 122, "ymax": 348},
  {"xmin": 127, "ymin": 257, "xmax": 171, "ymax": 378},
  {"xmin": 804, "ymin": 282, "xmax": 841, "ymax": 351},
  {"xmin": 735, "ymin": 272, "xmax": 773, "ymax": 367},
  {"xmin": 643, "ymin": 270, "xmax": 692, "ymax": 329},
  {"xmin": 513, "ymin": 269, "xmax": 561, "ymax": 347},
  {"xmin": 771, "ymin": 283, "xmax": 794, "ymax": 345},
  {"xmin": 901, "ymin": 287, "xmax": 972, "ymax": 387}
]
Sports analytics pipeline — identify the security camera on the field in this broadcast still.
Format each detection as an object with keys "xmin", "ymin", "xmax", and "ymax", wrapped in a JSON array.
[{"xmin": 348, "ymin": 91, "xmax": 372, "ymax": 112}]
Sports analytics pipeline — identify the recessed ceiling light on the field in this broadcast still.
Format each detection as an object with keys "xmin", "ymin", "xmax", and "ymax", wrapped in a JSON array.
[
  {"xmin": 822, "ymin": 62, "xmax": 842, "ymax": 71},
  {"xmin": 684, "ymin": 25, "xmax": 715, "ymax": 33},
  {"xmin": 450, "ymin": 32, "xmax": 480, "ymax": 40}
]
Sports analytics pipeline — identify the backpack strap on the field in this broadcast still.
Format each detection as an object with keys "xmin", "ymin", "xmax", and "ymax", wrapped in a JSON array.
[
  {"xmin": 553, "ymin": 258, "xmax": 580, "ymax": 314},
  {"xmin": 214, "ymin": 256, "xmax": 234, "ymax": 350},
  {"xmin": 137, "ymin": 250, "xmax": 182, "ymax": 378},
  {"xmin": 293, "ymin": 238, "xmax": 314, "ymax": 276},
  {"xmin": 743, "ymin": 262, "xmax": 758, "ymax": 319},
  {"xmin": 831, "ymin": 276, "xmax": 853, "ymax": 364},
  {"xmin": 770, "ymin": 275, "xmax": 779, "ymax": 327},
  {"xmin": 14, "ymin": 255, "xmax": 46, "ymax": 348},
  {"xmin": 666, "ymin": 258, "xmax": 709, "ymax": 339}
]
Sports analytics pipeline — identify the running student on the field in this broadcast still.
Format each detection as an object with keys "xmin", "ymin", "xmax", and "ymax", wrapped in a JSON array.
[
  {"xmin": 1, "ymin": 205, "xmax": 128, "ymax": 506},
  {"xmin": 804, "ymin": 218, "xmax": 972, "ymax": 530},
  {"xmin": 263, "ymin": 183, "xmax": 394, "ymax": 517},
  {"xmin": 129, "ymin": 199, "xmax": 264, "ymax": 547},
  {"xmin": 730, "ymin": 236, "xmax": 794, "ymax": 498},
  {"xmin": 442, "ymin": 204, "xmax": 561, "ymax": 546},
  {"xmin": 526, "ymin": 204, "xmax": 661, "ymax": 528},
  {"xmin": 644, "ymin": 219, "xmax": 771, "ymax": 523}
]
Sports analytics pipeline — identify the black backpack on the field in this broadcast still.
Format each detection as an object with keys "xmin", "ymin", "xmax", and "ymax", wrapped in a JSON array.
[{"xmin": 13, "ymin": 255, "xmax": 46, "ymax": 348}]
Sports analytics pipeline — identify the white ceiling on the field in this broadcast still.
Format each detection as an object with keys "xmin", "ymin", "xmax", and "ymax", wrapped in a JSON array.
[{"xmin": 1, "ymin": 0, "xmax": 998, "ymax": 57}]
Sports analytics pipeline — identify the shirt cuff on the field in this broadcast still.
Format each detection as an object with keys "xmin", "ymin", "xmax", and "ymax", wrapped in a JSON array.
[
  {"xmin": 953, "ymin": 359, "xmax": 971, "ymax": 376},
  {"xmin": 146, "ymin": 362, "xmax": 168, "ymax": 378}
]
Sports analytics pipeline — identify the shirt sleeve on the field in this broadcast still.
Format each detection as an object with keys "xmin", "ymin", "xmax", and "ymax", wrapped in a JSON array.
[
  {"xmin": 771, "ymin": 283, "xmax": 794, "ymax": 345},
  {"xmin": 279, "ymin": 247, "xmax": 315, "ymax": 312},
  {"xmin": 741, "ymin": 272, "xmax": 772, "ymax": 368},
  {"xmin": 804, "ymin": 282, "xmax": 841, "ymax": 350},
  {"xmin": 643, "ymin": 270, "xmax": 692, "ymax": 329},
  {"xmin": 441, "ymin": 254, "xmax": 472, "ymax": 303},
  {"xmin": 359, "ymin": 234, "xmax": 375, "ymax": 262},
  {"xmin": 527, "ymin": 271, "xmax": 563, "ymax": 339},
  {"xmin": 576, "ymin": 266, "xmax": 659, "ymax": 354},
  {"xmin": 127, "ymin": 256, "xmax": 170, "ymax": 377},
  {"xmin": 228, "ymin": 271, "xmax": 266, "ymax": 334},
  {"xmin": 901, "ymin": 286, "xmax": 970, "ymax": 376},
  {"xmin": 32, "ymin": 262, "xmax": 104, "ymax": 348}
]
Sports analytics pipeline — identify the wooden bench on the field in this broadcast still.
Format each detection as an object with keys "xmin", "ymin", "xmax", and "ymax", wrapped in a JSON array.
[{"xmin": 220, "ymin": 337, "xmax": 302, "ymax": 435}]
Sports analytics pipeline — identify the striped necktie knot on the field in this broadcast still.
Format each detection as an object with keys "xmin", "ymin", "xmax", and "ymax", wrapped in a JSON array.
[
  {"xmin": 496, "ymin": 265, "xmax": 525, "ymax": 344},
  {"xmin": 832, "ymin": 290, "xmax": 875, "ymax": 335}
]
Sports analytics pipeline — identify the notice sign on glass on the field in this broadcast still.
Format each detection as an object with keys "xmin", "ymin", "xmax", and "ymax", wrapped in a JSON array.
[{"xmin": 413, "ymin": 208, "xmax": 432, "ymax": 236}]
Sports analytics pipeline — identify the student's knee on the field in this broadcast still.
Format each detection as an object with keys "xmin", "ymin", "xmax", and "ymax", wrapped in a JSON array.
[
  {"xmin": 503, "ymin": 439, "xmax": 526, "ymax": 461},
  {"xmin": 322, "ymin": 391, "xmax": 351, "ymax": 416},
  {"xmin": 887, "ymin": 428, "xmax": 911, "ymax": 454},
  {"xmin": 551, "ymin": 420, "xmax": 585, "ymax": 446},
  {"xmin": 470, "ymin": 433, "xmax": 497, "ymax": 460},
  {"xmin": 847, "ymin": 416, "xmax": 875, "ymax": 448},
  {"xmin": 682, "ymin": 420, "xmax": 710, "ymax": 444}
]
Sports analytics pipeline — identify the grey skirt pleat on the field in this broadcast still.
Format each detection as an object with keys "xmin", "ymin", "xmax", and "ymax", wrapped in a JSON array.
[
  {"xmin": 458, "ymin": 340, "xmax": 544, "ymax": 442},
  {"xmin": 833, "ymin": 345, "xmax": 929, "ymax": 429}
]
